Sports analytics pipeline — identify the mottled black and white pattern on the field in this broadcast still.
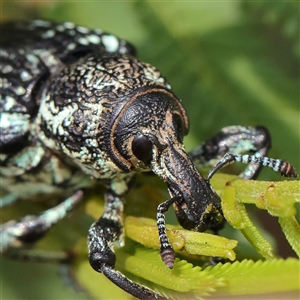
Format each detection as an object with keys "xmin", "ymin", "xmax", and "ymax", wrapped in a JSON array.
[
  {"xmin": 0, "ymin": 20, "xmax": 297, "ymax": 300},
  {"xmin": 0, "ymin": 20, "xmax": 171, "ymax": 196}
]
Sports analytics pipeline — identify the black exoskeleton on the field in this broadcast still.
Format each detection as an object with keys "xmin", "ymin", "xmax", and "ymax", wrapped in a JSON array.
[{"xmin": 0, "ymin": 20, "xmax": 297, "ymax": 300}]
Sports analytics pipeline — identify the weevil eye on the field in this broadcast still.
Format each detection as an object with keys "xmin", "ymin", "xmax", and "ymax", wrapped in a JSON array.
[
  {"xmin": 132, "ymin": 134, "xmax": 153, "ymax": 164},
  {"xmin": 173, "ymin": 113, "xmax": 185, "ymax": 142}
]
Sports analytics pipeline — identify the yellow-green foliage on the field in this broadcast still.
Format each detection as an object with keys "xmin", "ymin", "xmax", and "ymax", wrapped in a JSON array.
[
  {"xmin": 80, "ymin": 176, "xmax": 299, "ymax": 299},
  {"xmin": 3, "ymin": 167, "xmax": 298, "ymax": 300}
]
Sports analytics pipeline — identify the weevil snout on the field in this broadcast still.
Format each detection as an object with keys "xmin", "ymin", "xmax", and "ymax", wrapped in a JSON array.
[
  {"xmin": 164, "ymin": 150, "xmax": 225, "ymax": 233},
  {"xmin": 173, "ymin": 196, "xmax": 225, "ymax": 232}
]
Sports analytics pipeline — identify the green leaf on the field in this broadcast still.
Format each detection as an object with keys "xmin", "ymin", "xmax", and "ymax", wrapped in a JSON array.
[
  {"xmin": 207, "ymin": 258, "xmax": 300, "ymax": 295},
  {"xmin": 125, "ymin": 216, "xmax": 237, "ymax": 261},
  {"xmin": 230, "ymin": 179, "xmax": 299, "ymax": 217},
  {"xmin": 76, "ymin": 174, "xmax": 299, "ymax": 298},
  {"xmin": 222, "ymin": 182, "xmax": 275, "ymax": 260},
  {"xmin": 278, "ymin": 216, "xmax": 300, "ymax": 257},
  {"xmin": 116, "ymin": 246, "xmax": 226, "ymax": 299},
  {"xmin": 221, "ymin": 179, "xmax": 300, "ymax": 259}
]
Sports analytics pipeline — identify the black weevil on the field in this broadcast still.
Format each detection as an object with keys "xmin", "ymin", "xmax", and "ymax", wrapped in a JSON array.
[{"xmin": 0, "ymin": 20, "xmax": 297, "ymax": 299}]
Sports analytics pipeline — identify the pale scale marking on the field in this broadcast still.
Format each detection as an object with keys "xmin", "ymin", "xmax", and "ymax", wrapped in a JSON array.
[
  {"xmin": 20, "ymin": 70, "xmax": 32, "ymax": 81},
  {"xmin": 102, "ymin": 35, "xmax": 119, "ymax": 52},
  {"xmin": 76, "ymin": 26, "xmax": 90, "ymax": 34},
  {"xmin": 42, "ymin": 29, "xmax": 55, "ymax": 39},
  {"xmin": 33, "ymin": 20, "xmax": 51, "ymax": 27},
  {"xmin": 63, "ymin": 22, "xmax": 75, "ymax": 29},
  {"xmin": 88, "ymin": 34, "xmax": 101, "ymax": 44}
]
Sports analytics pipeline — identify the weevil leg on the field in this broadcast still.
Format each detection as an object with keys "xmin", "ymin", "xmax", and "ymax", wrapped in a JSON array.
[
  {"xmin": 2, "ymin": 248, "xmax": 72, "ymax": 263},
  {"xmin": 88, "ymin": 189, "xmax": 167, "ymax": 300},
  {"xmin": 101, "ymin": 266, "xmax": 167, "ymax": 300},
  {"xmin": 206, "ymin": 152, "xmax": 297, "ymax": 181},
  {"xmin": 59, "ymin": 263, "xmax": 86, "ymax": 292},
  {"xmin": 189, "ymin": 125, "xmax": 272, "ymax": 179},
  {"xmin": 0, "ymin": 190, "xmax": 83, "ymax": 256},
  {"xmin": 0, "ymin": 193, "xmax": 18, "ymax": 208}
]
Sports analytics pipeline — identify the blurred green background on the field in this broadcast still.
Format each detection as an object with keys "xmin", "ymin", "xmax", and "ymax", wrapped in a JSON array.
[{"xmin": 1, "ymin": 1, "xmax": 299, "ymax": 299}]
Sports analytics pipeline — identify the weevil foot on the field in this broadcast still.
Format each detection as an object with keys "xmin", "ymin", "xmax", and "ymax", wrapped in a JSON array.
[
  {"xmin": 102, "ymin": 265, "xmax": 168, "ymax": 300},
  {"xmin": 89, "ymin": 246, "xmax": 167, "ymax": 299},
  {"xmin": 160, "ymin": 246, "xmax": 176, "ymax": 269}
]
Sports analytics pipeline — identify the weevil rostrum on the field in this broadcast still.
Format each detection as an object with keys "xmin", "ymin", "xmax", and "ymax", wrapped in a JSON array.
[{"xmin": 0, "ymin": 20, "xmax": 297, "ymax": 299}]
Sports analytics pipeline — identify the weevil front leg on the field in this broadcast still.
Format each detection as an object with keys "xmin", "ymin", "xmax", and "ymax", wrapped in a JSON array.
[
  {"xmin": 1, "ymin": 190, "xmax": 83, "ymax": 260},
  {"xmin": 88, "ymin": 188, "xmax": 167, "ymax": 300},
  {"xmin": 189, "ymin": 125, "xmax": 273, "ymax": 179}
]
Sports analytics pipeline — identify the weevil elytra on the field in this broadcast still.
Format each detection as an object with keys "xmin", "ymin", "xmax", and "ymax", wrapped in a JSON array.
[{"xmin": 0, "ymin": 20, "xmax": 297, "ymax": 299}]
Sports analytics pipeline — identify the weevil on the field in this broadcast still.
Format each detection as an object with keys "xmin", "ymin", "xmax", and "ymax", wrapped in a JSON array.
[{"xmin": 0, "ymin": 20, "xmax": 297, "ymax": 300}]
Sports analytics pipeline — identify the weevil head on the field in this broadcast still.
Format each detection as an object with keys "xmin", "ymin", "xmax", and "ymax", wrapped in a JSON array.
[{"xmin": 109, "ymin": 73, "xmax": 225, "ymax": 233}]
